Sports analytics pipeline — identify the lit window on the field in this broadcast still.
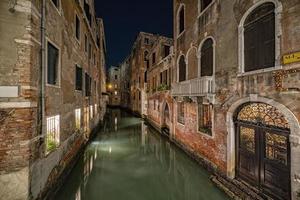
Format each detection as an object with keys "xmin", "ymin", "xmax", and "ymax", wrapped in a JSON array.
[
  {"xmin": 198, "ymin": 103, "xmax": 213, "ymax": 136},
  {"xmin": 75, "ymin": 108, "xmax": 81, "ymax": 130},
  {"xmin": 75, "ymin": 187, "xmax": 81, "ymax": 200},
  {"xmin": 90, "ymin": 105, "xmax": 93, "ymax": 118},
  {"xmin": 94, "ymin": 104, "xmax": 97, "ymax": 114},
  {"xmin": 114, "ymin": 91, "xmax": 118, "ymax": 95},
  {"xmin": 84, "ymin": 107, "xmax": 90, "ymax": 132},
  {"xmin": 46, "ymin": 115, "xmax": 60, "ymax": 153}
]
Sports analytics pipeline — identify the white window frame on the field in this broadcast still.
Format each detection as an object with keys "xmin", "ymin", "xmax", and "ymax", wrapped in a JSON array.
[
  {"xmin": 197, "ymin": 36, "xmax": 216, "ymax": 78},
  {"xmin": 46, "ymin": 38, "xmax": 61, "ymax": 88},
  {"xmin": 46, "ymin": 115, "xmax": 60, "ymax": 154},
  {"xmin": 176, "ymin": 4, "xmax": 186, "ymax": 39},
  {"xmin": 238, "ymin": 0, "xmax": 283, "ymax": 76},
  {"xmin": 50, "ymin": 0, "xmax": 62, "ymax": 14}
]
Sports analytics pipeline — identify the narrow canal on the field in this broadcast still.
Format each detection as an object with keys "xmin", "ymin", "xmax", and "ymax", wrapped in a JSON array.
[{"xmin": 54, "ymin": 109, "xmax": 229, "ymax": 200}]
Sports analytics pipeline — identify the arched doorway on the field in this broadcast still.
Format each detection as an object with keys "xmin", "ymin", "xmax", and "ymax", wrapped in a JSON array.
[
  {"xmin": 162, "ymin": 102, "xmax": 170, "ymax": 135},
  {"xmin": 235, "ymin": 102, "xmax": 291, "ymax": 200}
]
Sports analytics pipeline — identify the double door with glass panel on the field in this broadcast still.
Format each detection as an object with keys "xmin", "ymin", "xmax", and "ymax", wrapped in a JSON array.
[{"xmin": 236, "ymin": 123, "xmax": 290, "ymax": 200}]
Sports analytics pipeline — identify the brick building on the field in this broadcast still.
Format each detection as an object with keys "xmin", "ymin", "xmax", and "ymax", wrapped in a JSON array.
[
  {"xmin": 107, "ymin": 66, "xmax": 121, "ymax": 106},
  {"xmin": 146, "ymin": 36, "xmax": 174, "ymax": 134},
  {"xmin": 0, "ymin": 0, "xmax": 107, "ymax": 199},
  {"xmin": 119, "ymin": 57, "xmax": 131, "ymax": 109},
  {"xmin": 170, "ymin": 0, "xmax": 300, "ymax": 199},
  {"xmin": 129, "ymin": 32, "xmax": 158, "ymax": 117}
]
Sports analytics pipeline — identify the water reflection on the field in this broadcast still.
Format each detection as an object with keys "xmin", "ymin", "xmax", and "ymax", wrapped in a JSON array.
[{"xmin": 54, "ymin": 109, "xmax": 228, "ymax": 200}]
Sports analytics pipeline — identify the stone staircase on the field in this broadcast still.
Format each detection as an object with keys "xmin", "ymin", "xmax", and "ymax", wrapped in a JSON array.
[{"xmin": 211, "ymin": 175, "xmax": 273, "ymax": 200}]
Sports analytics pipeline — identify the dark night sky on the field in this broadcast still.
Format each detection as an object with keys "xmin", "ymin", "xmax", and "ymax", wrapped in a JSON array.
[{"xmin": 95, "ymin": 0, "xmax": 173, "ymax": 68}]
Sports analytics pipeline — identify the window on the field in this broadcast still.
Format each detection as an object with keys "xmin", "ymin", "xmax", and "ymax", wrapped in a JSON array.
[
  {"xmin": 152, "ymin": 52, "xmax": 156, "ymax": 65},
  {"xmin": 88, "ymin": 43, "xmax": 92, "ymax": 59},
  {"xmin": 115, "ymin": 75, "xmax": 118, "ymax": 80},
  {"xmin": 75, "ymin": 15, "xmax": 80, "ymax": 41},
  {"xmin": 75, "ymin": 108, "xmax": 81, "ymax": 130},
  {"xmin": 93, "ymin": 53, "xmax": 96, "ymax": 65},
  {"xmin": 46, "ymin": 115, "xmax": 60, "ymax": 153},
  {"xmin": 200, "ymin": 0, "xmax": 213, "ymax": 12},
  {"xmin": 178, "ymin": 55, "xmax": 186, "ymax": 82},
  {"xmin": 85, "ymin": 73, "xmax": 91, "ymax": 96},
  {"xmin": 244, "ymin": 3, "xmax": 275, "ymax": 72},
  {"xmin": 84, "ymin": 106, "xmax": 89, "ymax": 132},
  {"xmin": 198, "ymin": 103, "xmax": 213, "ymax": 136},
  {"xmin": 114, "ymin": 91, "xmax": 118, "ymax": 95},
  {"xmin": 200, "ymin": 38, "xmax": 213, "ymax": 76},
  {"xmin": 94, "ymin": 104, "xmax": 98, "ymax": 114},
  {"xmin": 85, "ymin": 35, "xmax": 88, "ymax": 52},
  {"xmin": 144, "ymin": 38, "xmax": 149, "ymax": 44},
  {"xmin": 47, "ymin": 41, "xmax": 59, "ymax": 85},
  {"xmin": 178, "ymin": 6, "xmax": 185, "ymax": 34},
  {"xmin": 90, "ymin": 105, "xmax": 93, "ymax": 118},
  {"xmin": 163, "ymin": 45, "xmax": 170, "ymax": 58},
  {"xmin": 177, "ymin": 102, "xmax": 185, "ymax": 124},
  {"xmin": 75, "ymin": 65, "xmax": 82, "ymax": 91},
  {"xmin": 51, "ymin": 0, "xmax": 60, "ymax": 9}
]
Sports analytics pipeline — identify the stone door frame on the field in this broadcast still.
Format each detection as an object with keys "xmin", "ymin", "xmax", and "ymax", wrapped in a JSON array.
[{"xmin": 226, "ymin": 95, "xmax": 300, "ymax": 199}]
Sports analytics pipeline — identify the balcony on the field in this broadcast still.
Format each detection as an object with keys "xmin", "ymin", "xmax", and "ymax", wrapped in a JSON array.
[{"xmin": 171, "ymin": 77, "xmax": 214, "ymax": 97}]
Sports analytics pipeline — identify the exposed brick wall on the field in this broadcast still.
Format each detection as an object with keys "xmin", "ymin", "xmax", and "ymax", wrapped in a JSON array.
[{"xmin": 0, "ymin": 108, "xmax": 35, "ymax": 173}]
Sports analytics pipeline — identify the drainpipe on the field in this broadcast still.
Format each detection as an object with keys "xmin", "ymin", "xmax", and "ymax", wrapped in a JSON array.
[{"xmin": 39, "ymin": 0, "xmax": 46, "ymax": 147}]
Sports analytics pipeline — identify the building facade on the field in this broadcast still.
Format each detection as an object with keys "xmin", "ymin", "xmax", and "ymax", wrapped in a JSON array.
[
  {"xmin": 170, "ymin": 0, "xmax": 300, "ymax": 200},
  {"xmin": 146, "ymin": 36, "xmax": 174, "ymax": 134},
  {"xmin": 107, "ymin": 66, "xmax": 121, "ymax": 106},
  {"xmin": 120, "ymin": 57, "xmax": 131, "ymax": 109},
  {"xmin": 0, "ymin": 0, "xmax": 107, "ymax": 199},
  {"xmin": 129, "ymin": 32, "xmax": 158, "ymax": 117}
]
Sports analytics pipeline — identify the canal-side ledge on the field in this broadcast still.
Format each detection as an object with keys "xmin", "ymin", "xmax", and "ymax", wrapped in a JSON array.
[
  {"xmin": 38, "ymin": 122, "xmax": 103, "ymax": 200},
  {"xmin": 144, "ymin": 117, "xmax": 269, "ymax": 200}
]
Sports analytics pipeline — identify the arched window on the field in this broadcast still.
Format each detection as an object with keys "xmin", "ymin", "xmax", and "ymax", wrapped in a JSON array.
[
  {"xmin": 178, "ymin": 55, "xmax": 186, "ymax": 82},
  {"xmin": 187, "ymin": 48, "xmax": 198, "ymax": 80},
  {"xmin": 178, "ymin": 6, "xmax": 185, "ymax": 34},
  {"xmin": 199, "ymin": 0, "xmax": 212, "ymax": 12},
  {"xmin": 244, "ymin": 3, "xmax": 275, "ymax": 72},
  {"xmin": 200, "ymin": 38, "xmax": 213, "ymax": 76}
]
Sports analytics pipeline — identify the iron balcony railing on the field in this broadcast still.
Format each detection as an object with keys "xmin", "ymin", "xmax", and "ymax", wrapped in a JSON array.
[{"xmin": 171, "ymin": 76, "xmax": 214, "ymax": 96}]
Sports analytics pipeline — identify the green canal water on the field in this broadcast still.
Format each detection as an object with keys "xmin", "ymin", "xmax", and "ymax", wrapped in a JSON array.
[{"xmin": 54, "ymin": 109, "xmax": 229, "ymax": 200}]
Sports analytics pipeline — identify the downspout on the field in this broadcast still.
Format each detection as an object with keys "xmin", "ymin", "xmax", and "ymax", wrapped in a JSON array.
[{"xmin": 39, "ymin": 0, "xmax": 46, "ymax": 147}]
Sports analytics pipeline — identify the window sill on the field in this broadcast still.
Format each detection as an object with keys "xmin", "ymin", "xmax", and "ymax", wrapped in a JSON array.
[
  {"xmin": 177, "ymin": 121, "xmax": 185, "ymax": 127},
  {"xmin": 46, "ymin": 84, "xmax": 61, "ymax": 89},
  {"xmin": 197, "ymin": 129, "xmax": 214, "ymax": 139},
  {"xmin": 237, "ymin": 66, "xmax": 282, "ymax": 77}
]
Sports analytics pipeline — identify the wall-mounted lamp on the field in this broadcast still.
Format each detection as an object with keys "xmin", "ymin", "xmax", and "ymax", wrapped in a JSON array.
[{"xmin": 8, "ymin": 0, "xmax": 17, "ymax": 13}]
